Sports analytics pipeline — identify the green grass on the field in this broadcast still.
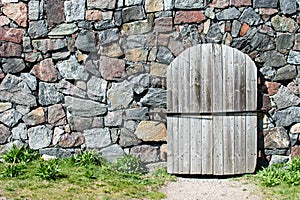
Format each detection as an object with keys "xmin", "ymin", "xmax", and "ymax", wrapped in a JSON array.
[
  {"xmin": 0, "ymin": 147, "xmax": 176, "ymax": 200},
  {"xmin": 244, "ymin": 156, "xmax": 300, "ymax": 200}
]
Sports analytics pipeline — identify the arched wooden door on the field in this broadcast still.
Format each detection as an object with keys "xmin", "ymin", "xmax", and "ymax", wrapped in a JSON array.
[{"xmin": 167, "ymin": 44, "xmax": 257, "ymax": 175}]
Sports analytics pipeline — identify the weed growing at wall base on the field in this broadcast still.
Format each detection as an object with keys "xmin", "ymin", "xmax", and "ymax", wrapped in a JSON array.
[{"xmin": 0, "ymin": 147, "xmax": 175, "ymax": 199}]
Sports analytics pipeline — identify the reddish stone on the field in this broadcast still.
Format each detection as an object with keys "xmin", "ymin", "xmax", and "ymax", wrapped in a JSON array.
[
  {"xmin": 0, "ymin": 69, "xmax": 5, "ymax": 81},
  {"xmin": 230, "ymin": 0, "xmax": 251, "ymax": 6},
  {"xmin": 225, "ymin": 21, "xmax": 231, "ymax": 32},
  {"xmin": 47, "ymin": 104, "xmax": 67, "ymax": 126},
  {"xmin": 58, "ymin": 132, "xmax": 85, "ymax": 148},
  {"xmin": 99, "ymin": 56, "xmax": 126, "ymax": 81},
  {"xmin": 0, "ymin": 16, "xmax": 10, "ymax": 27},
  {"xmin": 0, "ymin": 124, "xmax": 10, "ymax": 144},
  {"xmin": 22, "ymin": 107, "xmax": 45, "ymax": 126},
  {"xmin": 32, "ymin": 58, "xmax": 58, "ymax": 82},
  {"xmin": 2, "ymin": 3, "xmax": 27, "ymax": 27},
  {"xmin": 240, "ymin": 23, "xmax": 250, "ymax": 37},
  {"xmin": 262, "ymin": 94, "xmax": 271, "ymax": 111},
  {"xmin": 265, "ymin": 81, "xmax": 281, "ymax": 96},
  {"xmin": 0, "ymin": 41, "xmax": 22, "ymax": 57},
  {"xmin": 210, "ymin": 0, "xmax": 229, "ymax": 8},
  {"xmin": 174, "ymin": 11, "xmax": 206, "ymax": 25},
  {"xmin": 291, "ymin": 145, "xmax": 300, "ymax": 160},
  {"xmin": 46, "ymin": 0, "xmax": 65, "ymax": 26},
  {"xmin": 157, "ymin": 33, "xmax": 170, "ymax": 46},
  {"xmin": 86, "ymin": 10, "xmax": 103, "ymax": 21},
  {"xmin": 293, "ymin": 34, "xmax": 300, "ymax": 50},
  {"xmin": 154, "ymin": 17, "xmax": 173, "ymax": 32},
  {"xmin": 0, "ymin": 28, "xmax": 24, "ymax": 43}
]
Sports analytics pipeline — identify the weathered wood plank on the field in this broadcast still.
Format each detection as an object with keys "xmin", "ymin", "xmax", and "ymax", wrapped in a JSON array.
[
  {"xmin": 167, "ymin": 63, "xmax": 173, "ymax": 174},
  {"xmin": 190, "ymin": 45, "xmax": 202, "ymax": 174},
  {"xmin": 212, "ymin": 44, "xmax": 224, "ymax": 175},
  {"xmin": 245, "ymin": 56, "xmax": 257, "ymax": 173},
  {"xmin": 222, "ymin": 45, "xmax": 235, "ymax": 175},
  {"xmin": 201, "ymin": 44, "xmax": 213, "ymax": 174}
]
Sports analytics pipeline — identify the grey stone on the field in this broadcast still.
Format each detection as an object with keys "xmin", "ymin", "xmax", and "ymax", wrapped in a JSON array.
[
  {"xmin": 140, "ymin": 88, "xmax": 167, "ymax": 107},
  {"xmin": 75, "ymin": 30, "xmax": 96, "ymax": 52},
  {"xmin": 254, "ymin": 0, "xmax": 278, "ymax": 8},
  {"xmin": 16, "ymin": 105, "xmax": 30, "ymax": 116},
  {"xmin": 290, "ymin": 133, "xmax": 299, "ymax": 146},
  {"xmin": 269, "ymin": 155, "xmax": 289, "ymax": 166},
  {"xmin": 273, "ymin": 65, "xmax": 297, "ymax": 81},
  {"xmin": 104, "ymin": 111, "xmax": 123, "ymax": 127},
  {"xmin": 56, "ymin": 55, "xmax": 89, "ymax": 81},
  {"xmin": 87, "ymin": 76, "xmax": 107, "ymax": 102},
  {"xmin": 265, "ymin": 149, "xmax": 288, "ymax": 155},
  {"xmin": 125, "ymin": 0, "xmax": 143, "ymax": 6},
  {"xmin": 98, "ymin": 28, "xmax": 119, "ymax": 45},
  {"xmin": 65, "ymin": 96, "xmax": 107, "ymax": 117},
  {"xmin": 110, "ymin": 129, "xmax": 119, "ymax": 143},
  {"xmin": 0, "ymin": 102, "xmax": 12, "ymax": 113},
  {"xmin": 64, "ymin": 0, "xmax": 85, "ymax": 22},
  {"xmin": 164, "ymin": 0, "xmax": 173, "ymax": 10},
  {"xmin": 28, "ymin": 20, "xmax": 48, "ymax": 38},
  {"xmin": 122, "ymin": 6, "xmax": 146, "ymax": 23},
  {"xmin": 83, "ymin": 128, "xmax": 111, "ymax": 149},
  {"xmin": 287, "ymin": 50, "xmax": 300, "ymax": 65},
  {"xmin": 205, "ymin": 23, "xmax": 223, "ymax": 43},
  {"xmin": 28, "ymin": 125, "xmax": 53, "ymax": 150},
  {"xmin": 216, "ymin": 7, "xmax": 240, "ymax": 20},
  {"xmin": 12, "ymin": 91, "xmax": 37, "ymax": 107},
  {"xmin": 276, "ymin": 33, "xmax": 295, "ymax": 53},
  {"xmin": 38, "ymin": 82, "xmax": 64, "ymax": 106},
  {"xmin": 122, "ymin": 35, "xmax": 147, "ymax": 49},
  {"xmin": 174, "ymin": 0, "xmax": 206, "ymax": 9},
  {"xmin": 125, "ymin": 107, "xmax": 148, "ymax": 120},
  {"xmin": 231, "ymin": 20, "xmax": 242, "ymax": 37},
  {"xmin": 0, "ymin": 124, "xmax": 10, "ymax": 144},
  {"xmin": 39, "ymin": 148, "xmax": 74, "ymax": 158},
  {"xmin": 146, "ymin": 162, "xmax": 167, "ymax": 172},
  {"xmin": 69, "ymin": 116, "xmax": 93, "ymax": 131},
  {"xmin": 2, "ymin": 58, "xmax": 25, "ymax": 74},
  {"xmin": 107, "ymin": 81, "xmax": 133, "ymax": 110},
  {"xmin": 21, "ymin": 73, "xmax": 37, "ymax": 91},
  {"xmin": 239, "ymin": 8, "xmax": 263, "ymax": 26},
  {"xmin": 56, "ymin": 79, "xmax": 86, "ymax": 98},
  {"xmin": 273, "ymin": 86, "xmax": 300, "ymax": 110},
  {"xmin": 94, "ymin": 20, "xmax": 115, "ymax": 31},
  {"xmin": 260, "ymin": 50, "xmax": 286, "ymax": 68},
  {"xmin": 273, "ymin": 107, "xmax": 300, "ymax": 126},
  {"xmin": 92, "ymin": 117, "xmax": 105, "ymax": 128},
  {"xmin": 28, "ymin": 0, "xmax": 40, "ymax": 20},
  {"xmin": 249, "ymin": 33, "xmax": 274, "ymax": 52},
  {"xmin": 87, "ymin": 0, "xmax": 116, "ymax": 9},
  {"xmin": 100, "ymin": 144, "xmax": 125, "ymax": 163},
  {"xmin": 32, "ymin": 39, "xmax": 67, "ymax": 54},
  {"xmin": 129, "ymin": 73, "xmax": 150, "ymax": 94},
  {"xmin": 157, "ymin": 46, "xmax": 175, "ymax": 65},
  {"xmin": 85, "ymin": 60, "xmax": 100, "ymax": 77},
  {"xmin": 11, "ymin": 123, "xmax": 27, "ymax": 141},
  {"xmin": 52, "ymin": 127, "xmax": 65, "ymax": 145},
  {"xmin": 280, "ymin": 0, "xmax": 297, "ymax": 15},
  {"xmin": 130, "ymin": 145, "xmax": 160, "ymax": 163},
  {"xmin": 119, "ymin": 128, "xmax": 142, "ymax": 147},
  {"xmin": 0, "ymin": 73, "xmax": 22, "ymax": 91},
  {"xmin": 78, "ymin": 21, "xmax": 93, "ymax": 29},
  {"xmin": 23, "ymin": 37, "xmax": 32, "ymax": 52},
  {"xmin": 48, "ymin": 23, "xmax": 78, "ymax": 36},
  {"xmin": 0, "ymin": 109, "xmax": 22, "ymax": 127}
]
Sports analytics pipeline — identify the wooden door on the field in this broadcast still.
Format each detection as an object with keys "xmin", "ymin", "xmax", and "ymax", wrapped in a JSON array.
[{"xmin": 167, "ymin": 44, "xmax": 257, "ymax": 175}]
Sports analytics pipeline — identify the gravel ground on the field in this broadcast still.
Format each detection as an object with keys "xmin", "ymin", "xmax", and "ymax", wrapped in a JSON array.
[{"xmin": 160, "ymin": 177, "xmax": 263, "ymax": 200}]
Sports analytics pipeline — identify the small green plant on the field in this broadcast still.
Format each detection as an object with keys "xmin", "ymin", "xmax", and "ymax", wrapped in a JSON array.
[
  {"xmin": 112, "ymin": 155, "xmax": 147, "ymax": 174},
  {"xmin": 36, "ymin": 159, "xmax": 62, "ymax": 180},
  {"xmin": 257, "ymin": 156, "xmax": 300, "ymax": 187},
  {"xmin": 1, "ymin": 163, "xmax": 25, "ymax": 178},
  {"xmin": 67, "ymin": 151, "xmax": 102, "ymax": 167},
  {"xmin": 2, "ymin": 145, "xmax": 39, "ymax": 164}
]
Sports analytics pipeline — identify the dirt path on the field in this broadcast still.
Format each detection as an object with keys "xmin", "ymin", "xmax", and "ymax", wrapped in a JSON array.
[{"xmin": 160, "ymin": 177, "xmax": 263, "ymax": 200}]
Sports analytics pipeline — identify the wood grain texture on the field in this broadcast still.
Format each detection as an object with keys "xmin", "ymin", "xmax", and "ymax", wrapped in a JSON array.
[{"xmin": 167, "ymin": 44, "xmax": 257, "ymax": 175}]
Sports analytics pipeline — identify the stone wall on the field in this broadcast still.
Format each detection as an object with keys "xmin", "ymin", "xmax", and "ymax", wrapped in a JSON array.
[{"xmin": 0, "ymin": 0, "xmax": 299, "ymax": 167}]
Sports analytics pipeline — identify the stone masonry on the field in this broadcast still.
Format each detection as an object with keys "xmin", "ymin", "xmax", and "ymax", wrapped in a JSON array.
[{"xmin": 0, "ymin": 0, "xmax": 300, "ymax": 167}]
